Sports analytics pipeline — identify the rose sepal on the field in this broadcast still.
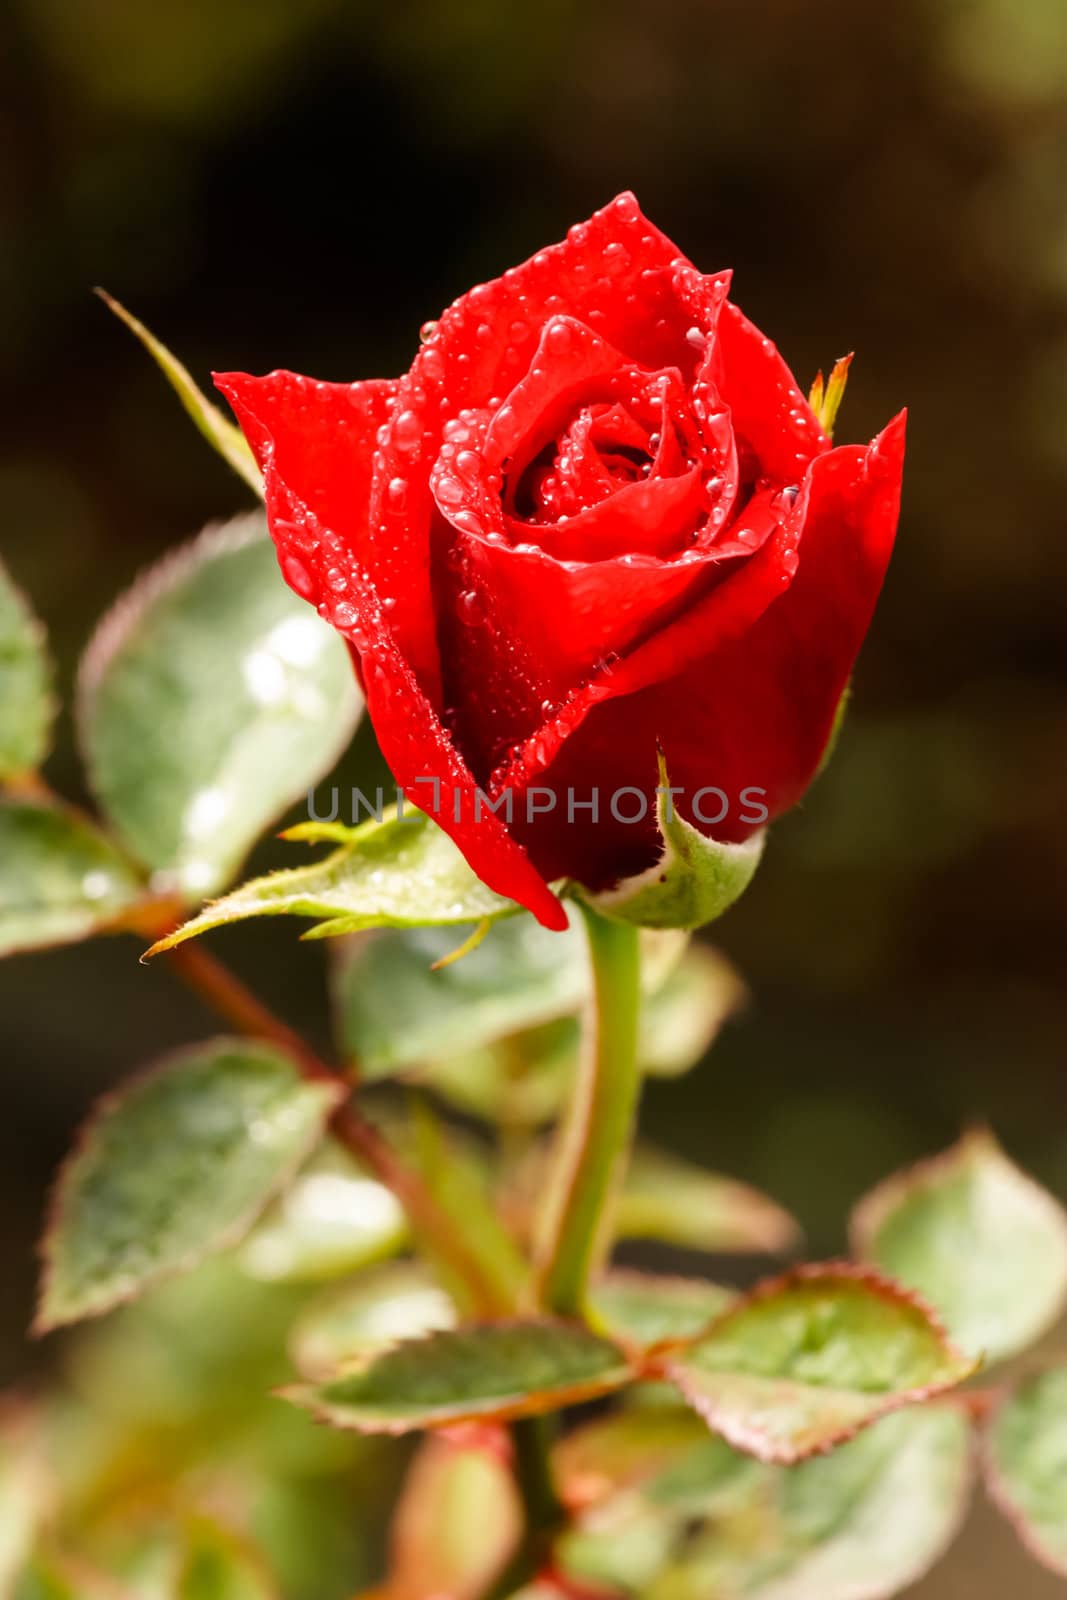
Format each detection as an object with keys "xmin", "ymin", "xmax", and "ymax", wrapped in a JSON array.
[{"xmin": 574, "ymin": 753, "xmax": 764, "ymax": 931}]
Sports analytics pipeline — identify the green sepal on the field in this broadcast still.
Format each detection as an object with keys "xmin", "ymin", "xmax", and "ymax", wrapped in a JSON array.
[
  {"xmin": 96, "ymin": 290, "xmax": 262, "ymax": 495},
  {"xmin": 578, "ymin": 753, "xmax": 763, "ymax": 930}
]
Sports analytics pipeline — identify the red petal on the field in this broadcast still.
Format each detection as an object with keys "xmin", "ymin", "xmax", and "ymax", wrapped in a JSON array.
[
  {"xmin": 217, "ymin": 372, "xmax": 566, "ymax": 929},
  {"xmin": 715, "ymin": 302, "xmax": 829, "ymax": 482},
  {"xmin": 503, "ymin": 415, "xmax": 905, "ymax": 885},
  {"xmin": 216, "ymin": 369, "xmax": 444, "ymax": 706}
]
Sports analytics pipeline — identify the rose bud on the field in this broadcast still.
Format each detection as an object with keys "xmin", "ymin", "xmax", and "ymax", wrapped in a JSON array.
[{"xmin": 216, "ymin": 193, "xmax": 904, "ymax": 933}]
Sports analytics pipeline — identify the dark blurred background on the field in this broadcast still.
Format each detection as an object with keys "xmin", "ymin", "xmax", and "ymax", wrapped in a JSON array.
[{"xmin": 1, "ymin": 1, "xmax": 1065, "ymax": 1592}]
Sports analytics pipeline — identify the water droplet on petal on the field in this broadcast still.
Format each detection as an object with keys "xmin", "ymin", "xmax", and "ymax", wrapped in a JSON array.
[
  {"xmin": 419, "ymin": 319, "xmax": 438, "ymax": 342},
  {"xmin": 457, "ymin": 588, "xmax": 487, "ymax": 625},
  {"xmin": 387, "ymin": 476, "xmax": 408, "ymax": 510},
  {"xmin": 282, "ymin": 555, "xmax": 315, "ymax": 599},
  {"xmin": 545, "ymin": 320, "xmax": 573, "ymax": 355},
  {"xmin": 393, "ymin": 410, "xmax": 421, "ymax": 451},
  {"xmin": 436, "ymin": 475, "xmax": 464, "ymax": 507}
]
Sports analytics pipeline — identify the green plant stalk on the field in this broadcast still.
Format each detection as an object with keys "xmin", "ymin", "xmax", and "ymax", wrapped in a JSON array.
[
  {"xmin": 536, "ymin": 902, "xmax": 642, "ymax": 1317},
  {"xmin": 486, "ymin": 1416, "xmax": 563, "ymax": 1600}
]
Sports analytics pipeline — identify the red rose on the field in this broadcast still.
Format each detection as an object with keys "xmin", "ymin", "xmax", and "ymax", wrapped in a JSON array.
[{"xmin": 217, "ymin": 193, "xmax": 904, "ymax": 932}]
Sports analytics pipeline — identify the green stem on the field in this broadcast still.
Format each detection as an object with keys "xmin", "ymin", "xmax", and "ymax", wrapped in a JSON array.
[
  {"xmin": 537, "ymin": 902, "xmax": 642, "ymax": 1317},
  {"xmin": 486, "ymin": 1417, "xmax": 563, "ymax": 1600}
]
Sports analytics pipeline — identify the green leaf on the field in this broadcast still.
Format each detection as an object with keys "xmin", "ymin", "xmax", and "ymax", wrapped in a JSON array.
[
  {"xmin": 285, "ymin": 1321, "xmax": 634, "ymax": 1434},
  {"xmin": 79, "ymin": 514, "xmax": 361, "ymax": 902},
  {"xmin": 0, "ymin": 560, "xmax": 54, "ymax": 780},
  {"xmin": 985, "ymin": 1368, "xmax": 1067, "ymax": 1577},
  {"xmin": 333, "ymin": 910, "xmax": 589, "ymax": 1078},
  {"xmin": 0, "ymin": 799, "xmax": 142, "ymax": 956},
  {"xmin": 661, "ymin": 1264, "xmax": 977, "ymax": 1463},
  {"xmin": 96, "ymin": 291, "xmax": 262, "ymax": 495},
  {"xmin": 580, "ymin": 753, "xmax": 764, "ymax": 930},
  {"xmin": 239, "ymin": 1149, "xmax": 409, "ymax": 1284},
  {"xmin": 851, "ymin": 1128, "xmax": 1067, "ymax": 1363},
  {"xmin": 37, "ymin": 1039, "xmax": 343, "ymax": 1330},
  {"xmin": 590, "ymin": 1271, "xmax": 736, "ymax": 1347},
  {"xmin": 291, "ymin": 1263, "xmax": 457, "ymax": 1380},
  {"xmin": 615, "ymin": 1145, "xmax": 801, "ymax": 1255},
  {"xmin": 147, "ymin": 807, "xmax": 522, "ymax": 953},
  {"xmin": 644, "ymin": 1405, "xmax": 973, "ymax": 1600}
]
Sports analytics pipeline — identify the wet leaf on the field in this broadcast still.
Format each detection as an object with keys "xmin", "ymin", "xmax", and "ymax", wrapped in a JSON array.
[
  {"xmin": 852, "ymin": 1128, "xmax": 1067, "ymax": 1363},
  {"xmin": 146, "ymin": 807, "xmax": 520, "ymax": 953},
  {"xmin": 80, "ymin": 514, "xmax": 361, "ymax": 902},
  {"xmin": 285, "ymin": 1321, "xmax": 634, "ymax": 1434},
  {"xmin": 333, "ymin": 910, "xmax": 588, "ymax": 1078},
  {"xmin": 0, "ymin": 560, "xmax": 55, "ymax": 780},
  {"xmin": 985, "ymin": 1368, "xmax": 1067, "ymax": 1577},
  {"xmin": 0, "ymin": 799, "xmax": 142, "ymax": 957},
  {"xmin": 37, "ymin": 1039, "xmax": 343, "ymax": 1330},
  {"xmin": 662, "ymin": 1264, "xmax": 977, "ymax": 1463}
]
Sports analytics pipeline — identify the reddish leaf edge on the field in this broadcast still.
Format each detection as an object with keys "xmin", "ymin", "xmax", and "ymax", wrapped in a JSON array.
[
  {"xmin": 981, "ymin": 1369, "xmax": 1067, "ymax": 1580},
  {"xmin": 280, "ymin": 1317, "xmax": 635, "ymax": 1436},
  {"xmin": 652, "ymin": 1259, "xmax": 980, "ymax": 1465},
  {"xmin": 33, "ymin": 1034, "xmax": 343, "ymax": 1336}
]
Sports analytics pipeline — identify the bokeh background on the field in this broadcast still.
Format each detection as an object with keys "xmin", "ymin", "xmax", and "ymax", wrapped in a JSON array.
[{"xmin": 1, "ymin": 0, "xmax": 1066, "ymax": 1593}]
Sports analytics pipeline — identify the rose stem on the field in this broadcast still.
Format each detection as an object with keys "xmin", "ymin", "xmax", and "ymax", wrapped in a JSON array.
[
  {"xmin": 484, "ymin": 1416, "xmax": 563, "ymax": 1600},
  {"xmin": 155, "ymin": 933, "xmax": 566, "ymax": 1582},
  {"xmin": 145, "ymin": 931, "xmax": 508, "ymax": 1318},
  {"xmin": 536, "ymin": 902, "xmax": 642, "ymax": 1317}
]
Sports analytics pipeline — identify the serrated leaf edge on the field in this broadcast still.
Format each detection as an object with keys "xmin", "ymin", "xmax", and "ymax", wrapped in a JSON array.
[
  {"xmin": 281, "ymin": 1318, "xmax": 635, "ymax": 1435},
  {"xmin": 34, "ymin": 1034, "xmax": 343, "ymax": 1334},
  {"xmin": 655, "ymin": 1260, "xmax": 979, "ymax": 1465},
  {"xmin": 982, "ymin": 1369, "xmax": 1067, "ymax": 1579}
]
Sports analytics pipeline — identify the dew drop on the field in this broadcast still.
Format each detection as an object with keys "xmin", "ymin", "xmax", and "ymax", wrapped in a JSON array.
[
  {"xmin": 393, "ymin": 410, "xmax": 421, "ymax": 451},
  {"xmin": 282, "ymin": 555, "xmax": 314, "ymax": 599},
  {"xmin": 386, "ymin": 476, "xmax": 408, "ymax": 510},
  {"xmin": 435, "ymin": 475, "xmax": 465, "ymax": 507},
  {"xmin": 545, "ymin": 320, "xmax": 573, "ymax": 356},
  {"xmin": 419, "ymin": 319, "xmax": 439, "ymax": 342},
  {"xmin": 457, "ymin": 588, "xmax": 487, "ymax": 625}
]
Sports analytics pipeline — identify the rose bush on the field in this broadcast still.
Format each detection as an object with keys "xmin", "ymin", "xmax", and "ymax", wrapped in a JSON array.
[{"xmin": 217, "ymin": 193, "xmax": 904, "ymax": 931}]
